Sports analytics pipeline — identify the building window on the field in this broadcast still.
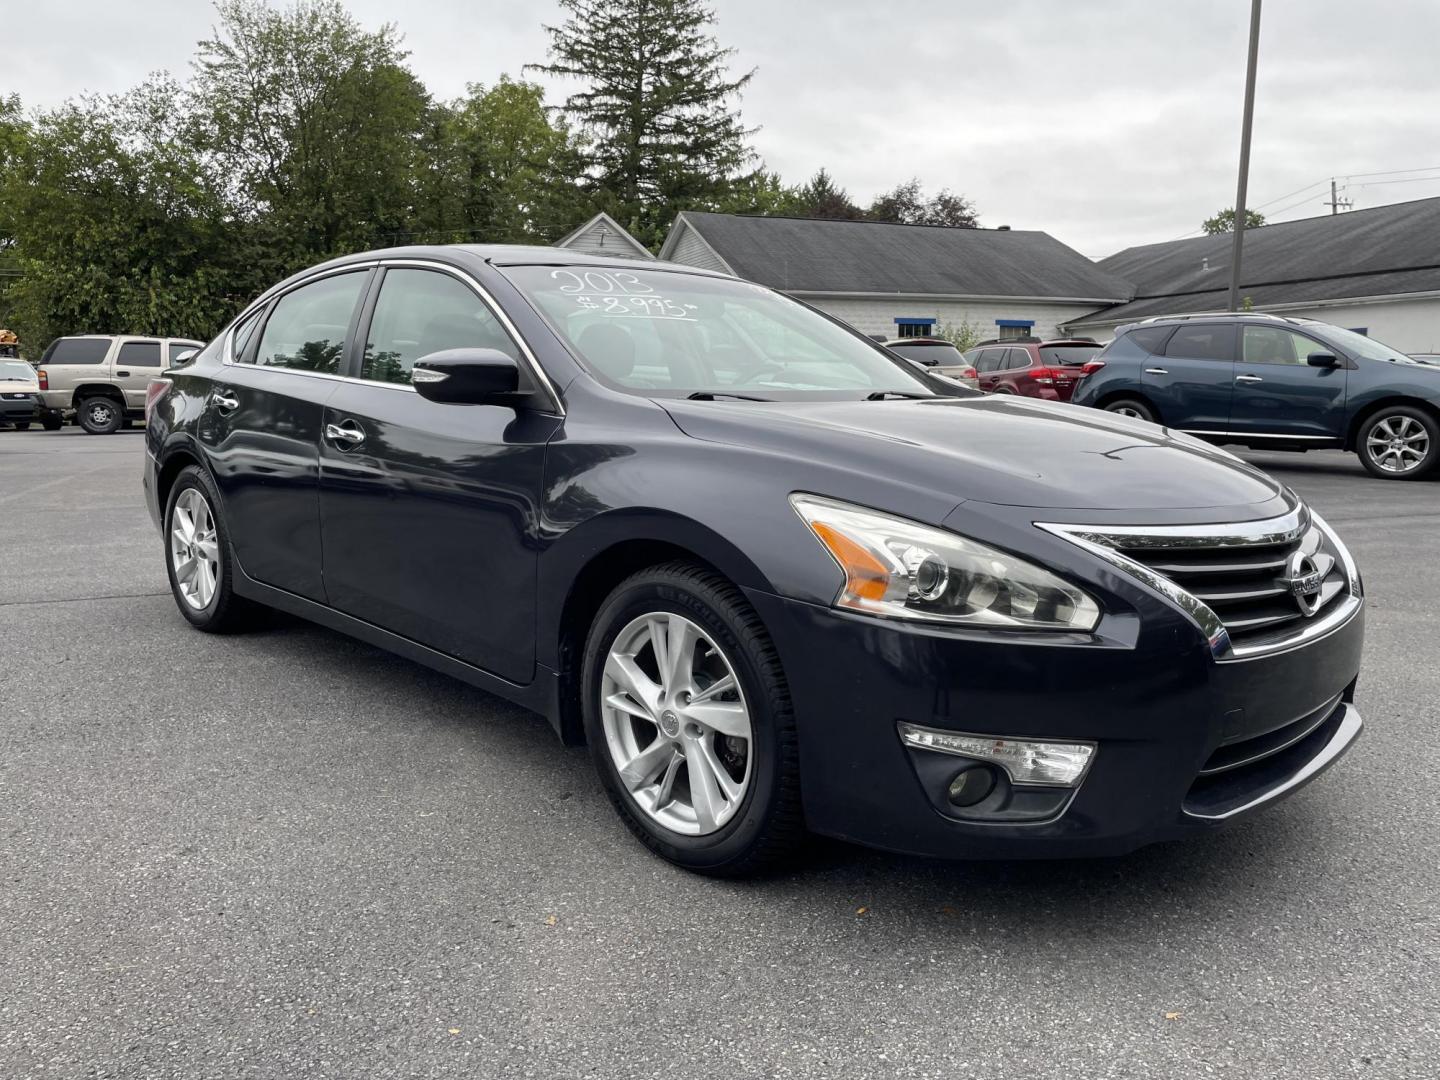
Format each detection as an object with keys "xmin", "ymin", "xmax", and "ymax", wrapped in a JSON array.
[
  {"xmin": 996, "ymin": 318, "xmax": 1035, "ymax": 342},
  {"xmin": 894, "ymin": 317, "xmax": 936, "ymax": 339}
]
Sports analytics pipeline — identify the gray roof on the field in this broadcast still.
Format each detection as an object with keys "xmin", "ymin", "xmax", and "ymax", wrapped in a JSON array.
[
  {"xmin": 1073, "ymin": 196, "xmax": 1440, "ymax": 326},
  {"xmin": 668, "ymin": 212, "xmax": 1134, "ymax": 301}
]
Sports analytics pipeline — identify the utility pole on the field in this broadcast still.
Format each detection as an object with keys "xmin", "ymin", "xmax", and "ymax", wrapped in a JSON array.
[
  {"xmin": 1324, "ymin": 178, "xmax": 1352, "ymax": 214},
  {"xmin": 1228, "ymin": 0, "xmax": 1263, "ymax": 312}
]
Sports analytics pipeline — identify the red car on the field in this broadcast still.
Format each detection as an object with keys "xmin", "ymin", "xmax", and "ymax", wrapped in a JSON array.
[{"xmin": 962, "ymin": 339, "xmax": 1101, "ymax": 401}]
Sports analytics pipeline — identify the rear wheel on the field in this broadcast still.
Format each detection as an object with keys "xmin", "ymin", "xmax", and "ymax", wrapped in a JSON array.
[
  {"xmin": 78, "ymin": 396, "xmax": 123, "ymax": 435},
  {"xmin": 40, "ymin": 412, "xmax": 62, "ymax": 431},
  {"xmin": 1356, "ymin": 406, "xmax": 1438, "ymax": 480},
  {"xmin": 163, "ymin": 465, "xmax": 258, "ymax": 632},
  {"xmin": 582, "ymin": 562, "xmax": 804, "ymax": 876},
  {"xmin": 1103, "ymin": 397, "xmax": 1157, "ymax": 423}
]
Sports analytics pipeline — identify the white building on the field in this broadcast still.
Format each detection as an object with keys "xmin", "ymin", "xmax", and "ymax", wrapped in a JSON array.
[
  {"xmin": 658, "ymin": 211, "xmax": 1132, "ymax": 342},
  {"xmin": 554, "ymin": 212, "xmax": 655, "ymax": 262},
  {"xmin": 1065, "ymin": 197, "xmax": 1440, "ymax": 351}
]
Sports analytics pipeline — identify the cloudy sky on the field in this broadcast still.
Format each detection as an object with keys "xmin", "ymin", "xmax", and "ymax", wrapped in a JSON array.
[{"xmin": 12, "ymin": 0, "xmax": 1440, "ymax": 257}]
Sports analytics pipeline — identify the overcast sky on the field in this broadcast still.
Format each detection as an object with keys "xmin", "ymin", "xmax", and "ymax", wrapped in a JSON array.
[{"xmin": 11, "ymin": 0, "xmax": 1440, "ymax": 257}]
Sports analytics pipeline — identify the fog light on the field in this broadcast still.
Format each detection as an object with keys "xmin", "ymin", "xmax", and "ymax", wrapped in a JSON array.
[
  {"xmin": 898, "ymin": 722, "xmax": 1096, "ymax": 787},
  {"xmin": 946, "ymin": 764, "xmax": 996, "ymax": 807}
]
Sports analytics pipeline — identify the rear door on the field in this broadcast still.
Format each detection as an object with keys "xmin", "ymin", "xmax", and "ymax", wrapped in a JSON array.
[
  {"xmin": 201, "ymin": 268, "xmax": 371, "ymax": 602},
  {"xmin": 1228, "ymin": 324, "xmax": 1349, "ymax": 439},
  {"xmin": 317, "ymin": 264, "xmax": 561, "ymax": 683},
  {"xmin": 113, "ymin": 340, "xmax": 163, "ymax": 411},
  {"xmin": 973, "ymin": 347, "xmax": 1009, "ymax": 392},
  {"xmin": 1142, "ymin": 322, "xmax": 1236, "ymax": 430}
]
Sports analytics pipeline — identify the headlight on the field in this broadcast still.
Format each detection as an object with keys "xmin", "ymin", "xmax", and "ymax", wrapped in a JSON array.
[{"xmin": 790, "ymin": 494, "xmax": 1101, "ymax": 631}]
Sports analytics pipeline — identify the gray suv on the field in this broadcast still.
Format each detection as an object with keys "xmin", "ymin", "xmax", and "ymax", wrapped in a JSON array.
[{"xmin": 36, "ymin": 335, "xmax": 203, "ymax": 433}]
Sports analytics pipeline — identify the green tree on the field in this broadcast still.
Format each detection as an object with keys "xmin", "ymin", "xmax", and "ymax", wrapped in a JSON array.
[
  {"xmin": 415, "ymin": 78, "xmax": 591, "ymax": 245},
  {"xmin": 786, "ymin": 168, "xmax": 862, "ymax": 220},
  {"xmin": 869, "ymin": 177, "xmax": 978, "ymax": 227},
  {"xmin": 191, "ymin": 0, "xmax": 430, "ymax": 260},
  {"xmin": 529, "ymin": 0, "xmax": 758, "ymax": 247},
  {"xmin": 1202, "ymin": 207, "xmax": 1266, "ymax": 234}
]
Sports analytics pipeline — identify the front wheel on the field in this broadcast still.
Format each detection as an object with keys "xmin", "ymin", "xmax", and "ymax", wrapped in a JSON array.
[
  {"xmin": 1356, "ymin": 406, "xmax": 1438, "ymax": 480},
  {"xmin": 582, "ymin": 562, "xmax": 804, "ymax": 876},
  {"xmin": 78, "ymin": 396, "xmax": 123, "ymax": 435},
  {"xmin": 40, "ymin": 412, "xmax": 62, "ymax": 431}
]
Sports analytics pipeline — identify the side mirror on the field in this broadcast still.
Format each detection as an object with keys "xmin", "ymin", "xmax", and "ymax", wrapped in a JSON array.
[
  {"xmin": 411, "ymin": 347, "xmax": 531, "ymax": 405},
  {"xmin": 1307, "ymin": 352, "xmax": 1341, "ymax": 369},
  {"xmin": 172, "ymin": 348, "xmax": 198, "ymax": 365}
]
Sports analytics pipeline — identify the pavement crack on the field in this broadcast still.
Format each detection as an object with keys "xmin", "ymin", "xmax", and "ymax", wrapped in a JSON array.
[{"xmin": 0, "ymin": 590, "xmax": 169, "ymax": 608}]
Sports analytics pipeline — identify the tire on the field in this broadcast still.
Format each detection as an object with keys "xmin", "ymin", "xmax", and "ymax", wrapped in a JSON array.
[
  {"xmin": 14, "ymin": 422, "xmax": 30, "ymax": 431},
  {"xmin": 40, "ymin": 413, "xmax": 62, "ymax": 431},
  {"xmin": 163, "ymin": 465, "xmax": 258, "ymax": 632},
  {"xmin": 77, "ymin": 396, "xmax": 123, "ymax": 435},
  {"xmin": 1103, "ymin": 397, "xmax": 1157, "ymax": 423},
  {"xmin": 1356, "ymin": 405, "xmax": 1439, "ymax": 480},
  {"xmin": 581, "ymin": 562, "xmax": 804, "ymax": 877}
]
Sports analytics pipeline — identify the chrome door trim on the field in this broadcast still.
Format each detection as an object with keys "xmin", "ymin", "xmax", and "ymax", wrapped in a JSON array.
[{"xmin": 1181, "ymin": 429, "xmax": 1335, "ymax": 440}]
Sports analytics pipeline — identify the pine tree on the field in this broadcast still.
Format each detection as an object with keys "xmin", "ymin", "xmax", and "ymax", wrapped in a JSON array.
[{"xmin": 528, "ymin": 0, "xmax": 756, "ymax": 247}]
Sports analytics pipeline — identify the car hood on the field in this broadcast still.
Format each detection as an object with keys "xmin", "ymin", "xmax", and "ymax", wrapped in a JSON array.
[{"xmin": 660, "ymin": 394, "xmax": 1285, "ymax": 513}]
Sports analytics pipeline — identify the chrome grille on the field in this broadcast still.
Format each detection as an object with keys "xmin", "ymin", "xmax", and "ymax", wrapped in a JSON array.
[{"xmin": 1039, "ymin": 506, "xmax": 1362, "ymax": 660}]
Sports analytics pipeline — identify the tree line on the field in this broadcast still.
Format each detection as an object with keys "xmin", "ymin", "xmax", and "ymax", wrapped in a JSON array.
[{"xmin": 0, "ymin": 0, "xmax": 978, "ymax": 351}]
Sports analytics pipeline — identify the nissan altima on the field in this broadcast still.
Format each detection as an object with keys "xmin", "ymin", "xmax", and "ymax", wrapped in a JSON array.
[{"xmin": 143, "ymin": 247, "xmax": 1365, "ymax": 875}]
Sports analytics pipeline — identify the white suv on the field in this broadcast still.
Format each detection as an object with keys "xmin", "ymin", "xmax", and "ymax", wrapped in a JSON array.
[{"xmin": 35, "ymin": 335, "xmax": 203, "ymax": 433}]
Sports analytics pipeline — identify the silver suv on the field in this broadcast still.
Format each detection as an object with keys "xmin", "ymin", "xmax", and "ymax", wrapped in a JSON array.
[{"xmin": 36, "ymin": 335, "xmax": 203, "ymax": 433}]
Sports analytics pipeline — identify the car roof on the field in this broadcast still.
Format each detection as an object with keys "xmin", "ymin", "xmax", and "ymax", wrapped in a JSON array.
[{"xmin": 297, "ymin": 243, "xmax": 727, "ymax": 279}]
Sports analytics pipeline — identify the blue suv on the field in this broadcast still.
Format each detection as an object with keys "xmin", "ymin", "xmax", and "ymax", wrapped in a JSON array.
[{"xmin": 1070, "ymin": 313, "xmax": 1440, "ymax": 480}]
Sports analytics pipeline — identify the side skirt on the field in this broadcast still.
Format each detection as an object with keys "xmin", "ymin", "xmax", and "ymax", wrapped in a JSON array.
[{"xmin": 231, "ymin": 564, "xmax": 564, "ymax": 737}]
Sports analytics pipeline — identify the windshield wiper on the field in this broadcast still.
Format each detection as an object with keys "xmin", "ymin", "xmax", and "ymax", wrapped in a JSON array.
[
  {"xmin": 864, "ymin": 390, "xmax": 932, "ymax": 400},
  {"xmin": 685, "ymin": 391, "xmax": 773, "ymax": 402}
]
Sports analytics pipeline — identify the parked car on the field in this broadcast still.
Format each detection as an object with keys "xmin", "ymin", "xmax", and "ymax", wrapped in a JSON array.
[
  {"xmin": 35, "ymin": 335, "xmax": 204, "ymax": 433},
  {"xmin": 0, "ymin": 357, "xmax": 40, "ymax": 430},
  {"xmin": 962, "ymin": 338, "xmax": 1101, "ymax": 400},
  {"xmin": 882, "ymin": 337, "xmax": 979, "ymax": 389},
  {"xmin": 145, "ymin": 248, "xmax": 1364, "ymax": 876},
  {"xmin": 1070, "ymin": 312, "xmax": 1440, "ymax": 480}
]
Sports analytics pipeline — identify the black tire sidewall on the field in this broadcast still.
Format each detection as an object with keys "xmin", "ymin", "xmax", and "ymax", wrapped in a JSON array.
[
  {"xmin": 41, "ymin": 414, "xmax": 62, "ymax": 431},
  {"xmin": 1105, "ymin": 398, "xmax": 1157, "ymax": 423},
  {"xmin": 79, "ymin": 397, "xmax": 122, "ymax": 435},
  {"xmin": 163, "ymin": 465, "xmax": 236, "ymax": 629},
  {"xmin": 1358, "ymin": 406, "xmax": 1439, "ymax": 480},
  {"xmin": 582, "ymin": 570, "xmax": 789, "ymax": 872}
]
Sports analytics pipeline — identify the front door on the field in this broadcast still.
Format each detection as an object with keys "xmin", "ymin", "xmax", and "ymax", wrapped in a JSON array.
[
  {"xmin": 1141, "ymin": 322, "xmax": 1236, "ymax": 430},
  {"xmin": 1228, "ymin": 324, "xmax": 1349, "ymax": 439},
  {"xmin": 113, "ymin": 340, "xmax": 164, "ymax": 412},
  {"xmin": 200, "ymin": 269, "xmax": 371, "ymax": 602},
  {"xmin": 317, "ymin": 266, "xmax": 561, "ymax": 685}
]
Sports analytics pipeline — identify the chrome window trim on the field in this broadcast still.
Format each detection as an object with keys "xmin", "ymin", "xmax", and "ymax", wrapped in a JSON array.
[
  {"xmin": 1037, "ymin": 505, "xmax": 1362, "ymax": 663},
  {"xmin": 222, "ymin": 262, "xmax": 377, "ymax": 367}
]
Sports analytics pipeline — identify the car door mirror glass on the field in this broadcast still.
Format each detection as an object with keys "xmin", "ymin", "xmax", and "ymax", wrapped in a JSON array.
[
  {"xmin": 1306, "ymin": 352, "xmax": 1340, "ymax": 368},
  {"xmin": 412, "ymin": 348, "xmax": 529, "ymax": 405}
]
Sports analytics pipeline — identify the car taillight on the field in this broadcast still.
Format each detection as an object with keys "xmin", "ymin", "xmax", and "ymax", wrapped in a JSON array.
[
  {"xmin": 37, "ymin": 368, "xmax": 48, "ymax": 391},
  {"xmin": 1030, "ymin": 367, "xmax": 1057, "ymax": 386},
  {"xmin": 1079, "ymin": 360, "xmax": 1107, "ymax": 377},
  {"xmin": 961, "ymin": 366, "xmax": 978, "ymax": 380},
  {"xmin": 145, "ymin": 378, "xmax": 171, "ymax": 421}
]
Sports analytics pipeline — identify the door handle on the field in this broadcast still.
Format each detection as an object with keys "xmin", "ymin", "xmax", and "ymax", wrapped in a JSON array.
[
  {"xmin": 116, "ymin": 370, "xmax": 131, "ymax": 377},
  {"xmin": 212, "ymin": 390, "xmax": 240, "ymax": 412},
  {"xmin": 325, "ymin": 420, "xmax": 366, "ymax": 446},
  {"xmin": 1144, "ymin": 367, "xmax": 1169, "ymax": 375},
  {"xmin": 1236, "ymin": 374, "xmax": 1264, "ymax": 383}
]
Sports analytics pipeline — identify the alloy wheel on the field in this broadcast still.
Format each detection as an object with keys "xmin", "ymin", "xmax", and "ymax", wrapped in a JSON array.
[
  {"xmin": 1366, "ymin": 415, "xmax": 1430, "ymax": 474},
  {"xmin": 1110, "ymin": 405, "xmax": 1145, "ymax": 418},
  {"xmin": 600, "ymin": 612, "xmax": 753, "ymax": 836},
  {"xmin": 170, "ymin": 487, "xmax": 221, "ymax": 609}
]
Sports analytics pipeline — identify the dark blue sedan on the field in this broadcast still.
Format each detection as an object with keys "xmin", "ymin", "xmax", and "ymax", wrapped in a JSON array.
[{"xmin": 1070, "ymin": 312, "xmax": 1440, "ymax": 479}]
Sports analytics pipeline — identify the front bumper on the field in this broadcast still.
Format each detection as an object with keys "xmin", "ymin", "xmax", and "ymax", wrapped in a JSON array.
[{"xmin": 746, "ymin": 588, "xmax": 1363, "ymax": 859}]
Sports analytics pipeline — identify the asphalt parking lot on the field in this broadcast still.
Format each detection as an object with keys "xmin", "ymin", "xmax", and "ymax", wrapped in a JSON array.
[{"xmin": 2, "ymin": 427, "xmax": 1437, "ymax": 1079}]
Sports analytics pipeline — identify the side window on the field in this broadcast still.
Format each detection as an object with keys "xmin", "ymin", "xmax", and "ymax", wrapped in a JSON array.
[
  {"xmin": 1004, "ymin": 348, "xmax": 1032, "ymax": 370},
  {"xmin": 1165, "ymin": 324, "xmax": 1235, "ymax": 361},
  {"xmin": 167, "ymin": 341, "xmax": 201, "ymax": 364},
  {"xmin": 117, "ymin": 341, "xmax": 162, "ymax": 368},
  {"xmin": 1241, "ymin": 326, "xmax": 1323, "ymax": 366},
  {"xmin": 253, "ymin": 272, "xmax": 367, "ymax": 373},
  {"xmin": 230, "ymin": 309, "xmax": 263, "ymax": 361},
  {"xmin": 1124, "ymin": 325, "xmax": 1175, "ymax": 355},
  {"xmin": 362, "ymin": 269, "xmax": 518, "ymax": 385},
  {"xmin": 43, "ymin": 338, "xmax": 111, "ymax": 365},
  {"xmin": 974, "ymin": 349, "xmax": 1004, "ymax": 374}
]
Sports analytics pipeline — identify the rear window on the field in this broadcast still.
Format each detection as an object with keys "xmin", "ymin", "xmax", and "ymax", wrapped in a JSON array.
[
  {"xmin": 117, "ymin": 341, "xmax": 162, "ymax": 367},
  {"xmin": 1040, "ymin": 345, "xmax": 1100, "ymax": 367},
  {"xmin": 43, "ymin": 338, "xmax": 110, "ymax": 365},
  {"xmin": 888, "ymin": 342, "xmax": 964, "ymax": 366}
]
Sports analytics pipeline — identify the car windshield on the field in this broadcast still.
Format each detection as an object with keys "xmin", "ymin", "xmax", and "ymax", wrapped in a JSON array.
[
  {"xmin": 1311, "ymin": 324, "xmax": 1419, "ymax": 364},
  {"xmin": 503, "ymin": 265, "xmax": 935, "ymax": 399},
  {"xmin": 0, "ymin": 360, "xmax": 33, "ymax": 381},
  {"xmin": 1040, "ymin": 344, "xmax": 1101, "ymax": 367}
]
